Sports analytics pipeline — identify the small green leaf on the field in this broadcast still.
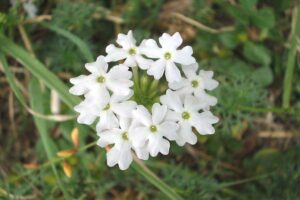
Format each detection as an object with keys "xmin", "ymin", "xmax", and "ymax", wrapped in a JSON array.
[
  {"xmin": 219, "ymin": 32, "xmax": 238, "ymax": 49},
  {"xmin": 251, "ymin": 8, "xmax": 275, "ymax": 29},
  {"xmin": 252, "ymin": 66, "xmax": 273, "ymax": 86},
  {"xmin": 226, "ymin": 6, "xmax": 250, "ymax": 25},
  {"xmin": 243, "ymin": 42, "xmax": 271, "ymax": 65},
  {"xmin": 254, "ymin": 148, "xmax": 279, "ymax": 160},
  {"xmin": 239, "ymin": 0, "xmax": 257, "ymax": 9}
]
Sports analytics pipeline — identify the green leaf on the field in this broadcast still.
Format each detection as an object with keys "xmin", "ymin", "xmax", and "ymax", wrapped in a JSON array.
[
  {"xmin": 252, "ymin": 66, "xmax": 273, "ymax": 86},
  {"xmin": 251, "ymin": 8, "xmax": 275, "ymax": 29},
  {"xmin": 239, "ymin": 0, "xmax": 257, "ymax": 9},
  {"xmin": 243, "ymin": 42, "xmax": 271, "ymax": 65},
  {"xmin": 0, "ymin": 34, "xmax": 80, "ymax": 109},
  {"xmin": 29, "ymin": 78, "xmax": 71, "ymax": 198},
  {"xmin": 0, "ymin": 54, "xmax": 27, "ymax": 106},
  {"xmin": 40, "ymin": 22, "xmax": 94, "ymax": 62},
  {"xmin": 226, "ymin": 6, "xmax": 250, "ymax": 25},
  {"xmin": 219, "ymin": 32, "xmax": 238, "ymax": 49}
]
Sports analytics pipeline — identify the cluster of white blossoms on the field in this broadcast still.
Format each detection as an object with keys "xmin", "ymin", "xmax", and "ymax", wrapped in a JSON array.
[{"xmin": 70, "ymin": 31, "xmax": 219, "ymax": 170}]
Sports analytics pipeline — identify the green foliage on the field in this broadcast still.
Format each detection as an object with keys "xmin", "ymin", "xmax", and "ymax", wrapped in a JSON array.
[{"xmin": 0, "ymin": 0, "xmax": 300, "ymax": 199}]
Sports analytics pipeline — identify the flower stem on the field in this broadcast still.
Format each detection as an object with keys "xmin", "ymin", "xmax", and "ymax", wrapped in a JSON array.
[
  {"xmin": 132, "ymin": 66, "xmax": 140, "ymax": 94},
  {"xmin": 282, "ymin": 4, "xmax": 300, "ymax": 108},
  {"xmin": 148, "ymin": 79, "xmax": 160, "ymax": 98}
]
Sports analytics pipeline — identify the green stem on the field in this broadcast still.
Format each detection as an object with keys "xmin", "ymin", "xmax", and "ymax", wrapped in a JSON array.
[
  {"xmin": 132, "ymin": 66, "xmax": 140, "ymax": 91},
  {"xmin": 148, "ymin": 79, "xmax": 160, "ymax": 98},
  {"xmin": 282, "ymin": 4, "xmax": 300, "ymax": 108},
  {"xmin": 132, "ymin": 158, "xmax": 183, "ymax": 200}
]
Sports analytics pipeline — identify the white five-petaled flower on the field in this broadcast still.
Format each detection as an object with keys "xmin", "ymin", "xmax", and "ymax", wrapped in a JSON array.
[
  {"xmin": 105, "ymin": 30, "xmax": 152, "ymax": 69},
  {"xmin": 69, "ymin": 56, "xmax": 133, "ymax": 104},
  {"xmin": 169, "ymin": 63, "xmax": 219, "ymax": 108},
  {"xmin": 131, "ymin": 104, "xmax": 179, "ymax": 157},
  {"xmin": 97, "ymin": 117, "xmax": 149, "ymax": 170},
  {"xmin": 74, "ymin": 93, "xmax": 136, "ymax": 132},
  {"xmin": 160, "ymin": 90, "xmax": 219, "ymax": 146},
  {"xmin": 140, "ymin": 32, "xmax": 196, "ymax": 83}
]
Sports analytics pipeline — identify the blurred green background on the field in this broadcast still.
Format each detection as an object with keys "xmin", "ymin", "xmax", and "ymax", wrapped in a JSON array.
[{"xmin": 1, "ymin": 0, "xmax": 300, "ymax": 199}]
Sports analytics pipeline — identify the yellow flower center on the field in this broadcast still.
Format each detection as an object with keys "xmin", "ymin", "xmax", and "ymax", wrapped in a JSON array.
[
  {"xmin": 164, "ymin": 52, "xmax": 172, "ymax": 60},
  {"xmin": 103, "ymin": 104, "xmax": 110, "ymax": 111},
  {"xmin": 128, "ymin": 48, "xmax": 136, "ymax": 55},
  {"xmin": 191, "ymin": 80, "xmax": 199, "ymax": 88},
  {"xmin": 97, "ymin": 76, "xmax": 105, "ymax": 83},
  {"xmin": 149, "ymin": 125, "xmax": 157, "ymax": 133},
  {"xmin": 182, "ymin": 111, "xmax": 190, "ymax": 120},
  {"xmin": 122, "ymin": 132, "xmax": 129, "ymax": 140}
]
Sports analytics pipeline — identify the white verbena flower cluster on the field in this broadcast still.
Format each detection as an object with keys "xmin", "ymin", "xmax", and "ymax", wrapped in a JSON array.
[{"xmin": 70, "ymin": 31, "xmax": 219, "ymax": 170}]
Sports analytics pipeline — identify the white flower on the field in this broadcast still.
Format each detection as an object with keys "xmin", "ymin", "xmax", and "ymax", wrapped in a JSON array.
[
  {"xmin": 69, "ymin": 31, "xmax": 220, "ymax": 170},
  {"xmin": 140, "ymin": 32, "xmax": 196, "ymax": 83},
  {"xmin": 105, "ymin": 30, "xmax": 152, "ymax": 69},
  {"xmin": 10, "ymin": 0, "xmax": 37, "ymax": 19},
  {"xmin": 160, "ymin": 90, "xmax": 219, "ymax": 146},
  {"xmin": 73, "ymin": 93, "xmax": 136, "ymax": 132},
  {"xmin": 96, "ymin": 94, "xmax": 137, "ymax": 132},
  {"xmin": 131, "ymin": 104, "xmax": 178, "ymax": 157},
  {"xmin": 169, "ymin": 63, "xmax": 219, "ymax": 108},
  {"xmin": 97, "ymin": 117, "xmax": 148, "ymax": 170},
  {"xmin": 69, "ymin": 56, "xmax": 133, "ymax": 104}
]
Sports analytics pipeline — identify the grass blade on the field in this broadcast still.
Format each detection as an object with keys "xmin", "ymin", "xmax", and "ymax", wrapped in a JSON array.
[
  {"xmin": 282, "ymin": 4, "xmax": 300, "ymax": 108},
  {"xmin": 29, "ymin": 78, "xmax": 70, "ymax": 199},
  {"xmin": 0, "ymin": 54, "xmax": 27, "ymax": 106},
  {"xmin": 39, "ymin": 22, "xmax": 94, "ymax": 62},
  {"xmin": 132, "ymin": 159, "xmax": 183, "ymax": 200},
  {"xmin": 0, "ymin": 34, "xmax": 80, "ymax": 109},
  {"xmin": 0, "ymin": 35, "xmax": 183, "ymax": 199}
]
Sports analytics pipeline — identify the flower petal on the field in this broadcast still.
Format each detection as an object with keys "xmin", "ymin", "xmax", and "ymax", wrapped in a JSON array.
[
  {"xmin": 152, "ymin": 103, "xmax": 167, "ymax": 124},
  {"xmin": 108, "ymin": 64, "xmax": 132, "ymax": 80},
  {"xmin": 135, "ymin": 55, "xmax": 152, "ymax": 70},
  {"xmin": 105, "ymin": 44, "xmax": 128, "ymax": 62},
  {"xmin": 159, "ymin": 32, "xmax": 183, "ymax": 49},
  {"xmin": 148, "ymin": 136, "xmax": 170, "ymax": 157},
  {"xmin": 106, "ymin": 147, "xmax": 119, "ymax": 167},
  {"xmin": 116, "ymin": 30, "xmax": 136, "ymax": 49},
  {"xmin": 183, "ymin": 94, "xmax": 205, "ymax": 111},
  {"xmin": 194, "ymin": 90, "xmax": 218, "ymax": 107},
  {"xmin": 176, "ymin": 121, "xmax": 197, "ymax": 146},
  {"xmin": 160, "ymin": 90, "xmax": 183, "ymax": 112},
  {"xmin": 97, "ymin": 129, "xmax": 121, "ymax": 147},
  {"xmin": 168, "ymin": 78, "xmax": 189, "ymax": 90},
  {"xmin": 165, "ymin": 61, "xmax": 182, "ymax": 83},
  {"xmin": 85, "ymin": 56, "xmax": 108, "ymax": 74},
  {"xmin": 69, "ymin": 75, "xmax": 89, "ymax": 95},
  {"xmin": 182, "ymin": 63, "xmax": 198, "ymax": 79},
  {"xmin": 124, "ymin": 56, "xmax": 136, "ymax": 67},
  {"xmin": 131, "ymin": 127, "xmax": 149, "ymax": 147},
  {"xmin": 106, "ymin": 79, "xmax": 133, "ymax": 96},
  {"xmin": 132, "ymin": 105, "xmax": 152, "ymax": 126},
  {"xmin": 200, "ymin": 70, "xmax": 219, "ymax": 90},
  {"xmin": 159, "ymin": 121, "xmax": 179, "ymax": 140},
  {"xmin": 140, "ymin": 39, "xmax": 162, "ymax": 58},
  {"xmin": 112, "ymin": 101, "xmax": 137, "ymax": 117},
  {"xmin": 190, "ymin": 111, "xmax": 219, "ymax": 135},
  {"xmin": 134, "ymin": 146, "xmax": 149, "ymax": 160},
  {"xmin": 147, "ymin": 59, "xmax": 166, "ymax": 80},
  {"xmin": 96, "ymin": 111, "xmax": 119, "ymax": 132},
  {"xmin": 173, "ymin": 46, "xmax": 196, "ymax": 65}
]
